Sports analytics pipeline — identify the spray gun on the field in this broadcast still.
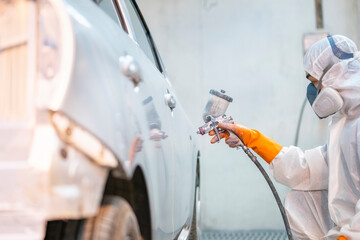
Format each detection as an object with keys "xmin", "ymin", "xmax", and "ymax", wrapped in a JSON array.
[
  {"xmin": 197, "ymin": 89, "xmax": 293, "ymax": 240},
  {"xmin": 197, "ymin": 89, "xmax": 234, "ymax": 142}
]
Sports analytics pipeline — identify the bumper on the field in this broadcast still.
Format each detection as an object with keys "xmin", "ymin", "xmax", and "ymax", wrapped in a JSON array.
[
  {"xmin": 0, "ymin": 125, "xmax": 109, "ymax": 239},
  {"xmin": 0, "ymin": 162, "xmax": 46, "ymax": 240}
]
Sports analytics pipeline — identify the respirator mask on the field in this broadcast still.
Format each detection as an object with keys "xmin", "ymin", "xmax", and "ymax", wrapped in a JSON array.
[
  {"xmin": 306, "ymin": 73, "xmax": 343, "ymax": 119},
  {"xmin": 306, "ymin": 35, "xmax": 356, "ymax": 119}
]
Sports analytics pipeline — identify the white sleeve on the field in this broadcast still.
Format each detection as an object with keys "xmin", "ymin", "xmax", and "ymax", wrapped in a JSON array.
[
  {"xmin": 338, "ymin": 199, "xmax": 360, "ymax": 239},
  {"xmin": 269, "ymin": 145, "xmax": 328, "ymax": 191}
]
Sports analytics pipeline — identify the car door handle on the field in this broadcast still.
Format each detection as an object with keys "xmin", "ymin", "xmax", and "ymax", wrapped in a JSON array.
[
  {"xmin": 164, "ymin": 93, "xmax": 176, "ymax": 110},
  {"xmin": 119, "ymin": 54, "xmax": 142, "ymax": 86}
]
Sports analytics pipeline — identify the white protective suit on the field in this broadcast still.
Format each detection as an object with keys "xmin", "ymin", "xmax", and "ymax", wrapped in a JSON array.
[{"xmin": 269, "ymin": 35, "xmax": 360, "ymax": 240}]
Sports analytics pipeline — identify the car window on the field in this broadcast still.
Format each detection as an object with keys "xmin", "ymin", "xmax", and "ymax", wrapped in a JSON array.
[
  {"xmin": 96, "ymin": 0, "xmax": 120, "ymax": 26},
  {"xmin": 123, "ymin": 0, "xmax": 157, "ymax": 67}
]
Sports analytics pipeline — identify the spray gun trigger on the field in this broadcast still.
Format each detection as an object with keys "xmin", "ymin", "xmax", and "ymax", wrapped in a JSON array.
[{"xmin": 214, "ymin": 126, "xmax": 221, "ymax": 143}]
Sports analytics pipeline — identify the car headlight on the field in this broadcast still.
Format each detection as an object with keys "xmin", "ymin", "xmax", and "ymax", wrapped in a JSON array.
[
  {"xmin": 37, "ymin": 0, "xmax": 74, "ymax": 110},
  {"xmin": 50, "ymin": 111, "xmax": 118, "ymax": 168},
  {"xmin": 36, "ymin": 2, "xmax": 117, "ymax": 169}
]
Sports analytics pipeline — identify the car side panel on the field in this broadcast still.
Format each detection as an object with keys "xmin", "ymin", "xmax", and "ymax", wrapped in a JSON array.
[
  {"xmin": 60, "ymin": 0, "xmax": 176, "ymax": 239},
  {"xmin": 60, "ymin": 0, "xmax": 198, "ymax": 238}
]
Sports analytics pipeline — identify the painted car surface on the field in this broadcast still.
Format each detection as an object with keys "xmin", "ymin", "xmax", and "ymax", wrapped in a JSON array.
[{"xmin": 0, "ymin": 0, "xmax": 199, "ymax": 239}]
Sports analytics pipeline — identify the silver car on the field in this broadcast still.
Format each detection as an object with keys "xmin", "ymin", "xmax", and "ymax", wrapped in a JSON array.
[{"xmin": 0, "ymin": 0, "xmax": 200, "ymax": 239}]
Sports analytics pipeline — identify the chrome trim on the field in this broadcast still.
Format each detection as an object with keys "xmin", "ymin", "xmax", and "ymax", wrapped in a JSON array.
[
  {"xmin": 115, "ymin": 0, "xmax": 136, "ymax": 41},
  {"xmin": 177, "ymin": 223, "xmax": 191, "ymax": 240},
  {"xmin": 196, "ymin": 185, "xmax": 201, "ymax": 237},
  {"xmin": 114, "ymin": 0, "xmax": 165, "ymax": 73}
]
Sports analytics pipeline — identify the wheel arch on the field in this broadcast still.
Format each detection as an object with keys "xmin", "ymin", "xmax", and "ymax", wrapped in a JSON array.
[{"xmin": 103, "ymin": 166, "xmax": 152, "ymax": 240}]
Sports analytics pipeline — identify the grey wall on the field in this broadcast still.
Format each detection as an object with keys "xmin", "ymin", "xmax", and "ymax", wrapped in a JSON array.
[{"xmin": 138, "ymin": 0, "xmax": 360, "ymax": 231}]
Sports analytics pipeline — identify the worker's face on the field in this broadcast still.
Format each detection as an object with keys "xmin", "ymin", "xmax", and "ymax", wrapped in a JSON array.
[{"xmin": 306, "ymin": 73, "xmax": 321, "ymax": 89}]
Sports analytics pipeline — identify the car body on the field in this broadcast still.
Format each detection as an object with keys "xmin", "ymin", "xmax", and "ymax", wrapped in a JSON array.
[{"xmin": 0, "ymin": 0, "xmax": 200, "ymax": 239}]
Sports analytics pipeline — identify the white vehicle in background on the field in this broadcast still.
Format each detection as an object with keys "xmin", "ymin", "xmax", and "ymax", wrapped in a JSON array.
[{"xmin": 0, "ymin": 0, "xmax": 200, "ymax": 239}]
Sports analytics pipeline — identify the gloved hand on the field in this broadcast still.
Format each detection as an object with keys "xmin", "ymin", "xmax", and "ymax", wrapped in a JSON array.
[
  {"xmin": 337, "ymin": 236, "xmax": 348, "ymax": 240},
  {"xmin": 209, "ymin": 122, "xmax": 283, "ymax": 163}
]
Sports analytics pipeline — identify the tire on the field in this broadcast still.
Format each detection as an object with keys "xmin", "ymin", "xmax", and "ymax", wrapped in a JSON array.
[
  {"xmin": 80, "ymin": 196, "xmax": 141, "ymax": 240},
  {"xmin": 44, "ymin": 220, "xmax": 83, "ymax": 240}
]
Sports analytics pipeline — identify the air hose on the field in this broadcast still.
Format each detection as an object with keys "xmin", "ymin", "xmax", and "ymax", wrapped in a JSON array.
[
  {"xmin": 232, "ymin": 131, "xmax": 294, "ymax": 240},
  {"xmin": 198, "ymin": 89, "xmax": 294, "ymax": 240}
]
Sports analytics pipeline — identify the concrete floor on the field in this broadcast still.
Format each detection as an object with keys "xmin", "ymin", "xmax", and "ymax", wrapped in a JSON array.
[{"xmin": 200, "ymin": 230, "xmax": 287, "ymax": 240}]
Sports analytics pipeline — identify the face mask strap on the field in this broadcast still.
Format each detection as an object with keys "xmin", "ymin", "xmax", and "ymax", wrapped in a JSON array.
[
  {"xmin": 327, "ymin": 35, "xmax": 354, "ymax": 59},
  {"xmin": 315, "ymin": 36, "xmax": 353, "ymax": 95},
  {"xmin": 316, "ymin": 61, "xmax": 335, "ymax": 95}
]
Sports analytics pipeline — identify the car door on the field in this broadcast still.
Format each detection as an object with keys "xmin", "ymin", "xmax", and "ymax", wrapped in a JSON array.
[
  {"xmin": 97, "ymin": 0, "xmax": 180, "ymax": 238},
  {"xmin": 115, "ymin": 0, "xmax": 196, "ymax": 237}
]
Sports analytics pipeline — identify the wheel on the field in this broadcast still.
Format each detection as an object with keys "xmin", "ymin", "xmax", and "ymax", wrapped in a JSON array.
[{"xmin": 80, "ymin": 196, "xmax": 141, "ymax": 240}]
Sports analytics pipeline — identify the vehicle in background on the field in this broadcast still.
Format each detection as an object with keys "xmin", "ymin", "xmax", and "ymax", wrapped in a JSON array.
[{"xmin": 0, "ymin": 0, "xmax": 200, "ymax": 239}]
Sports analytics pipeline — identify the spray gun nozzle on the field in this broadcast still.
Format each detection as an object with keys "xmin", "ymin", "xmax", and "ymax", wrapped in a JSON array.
[{"xmin": 197, "ymin": 127, "xmax": 205, "ymax": 135}]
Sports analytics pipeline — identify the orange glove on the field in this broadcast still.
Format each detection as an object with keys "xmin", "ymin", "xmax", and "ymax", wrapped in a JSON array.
[
  {"xmin": 337, "ymin": 236, "xmax": 348, "ymax": 240},
  {"xmin": 210, "ymin": 123, "xmax": 283, "ymax": 164}
]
